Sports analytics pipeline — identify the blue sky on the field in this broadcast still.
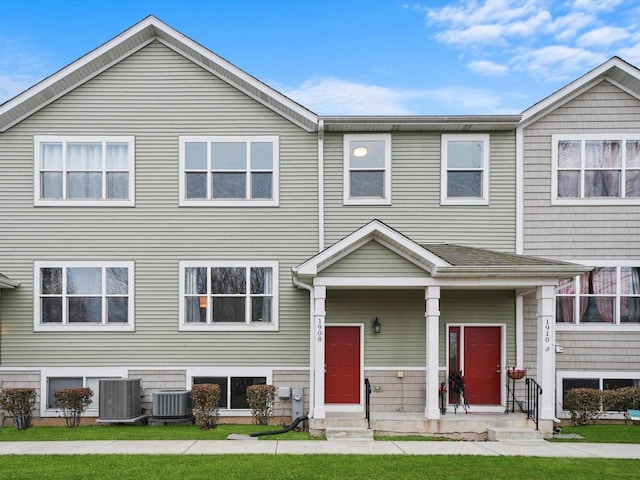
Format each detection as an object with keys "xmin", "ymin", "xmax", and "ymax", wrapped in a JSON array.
[{"xmin": 1, "ymin": 0, "xmax": 640, "ymax": 115}]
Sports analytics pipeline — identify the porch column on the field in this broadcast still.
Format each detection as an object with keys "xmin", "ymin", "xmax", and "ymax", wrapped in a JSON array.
[
  {"xmin": 312, "ymin": 286, "xmax": 327, "ymax": 419},
  {"xmin": 425, "ymin": 286, "xmax": 441, "ymax": 420},
  {"xmin": 536, "ymin": 285, "xmax": 556, "ymax": 420}
]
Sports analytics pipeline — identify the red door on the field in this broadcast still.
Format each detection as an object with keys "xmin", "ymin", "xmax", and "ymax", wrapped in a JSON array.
[
  {"xmin": 325, "ymin": 326, "xmax": 360, "ymax": 404},
  {"xmin": 463, "ymin": 327, "xmax": 501, "ymax": 405}
]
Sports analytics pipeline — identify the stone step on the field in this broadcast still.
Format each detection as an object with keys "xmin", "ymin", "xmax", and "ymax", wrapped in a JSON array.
[
  {"xmin": 487, "ymin": 427, "xmax": 545, "ymax": 442},
  {"xmin": 325, "ymin": 426, "xmax": 374, "ymax": 441}
]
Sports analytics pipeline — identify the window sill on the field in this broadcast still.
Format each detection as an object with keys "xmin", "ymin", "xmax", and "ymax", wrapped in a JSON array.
[
  {"xmin": 551, "ymin": 198, "xmax": 640, "ymax": 206},
  {"xmin": 440, "ymin": 198, "xmax": 489, "ymax": 206},
  {"xmin": 179, "ymin": 323, "xmax": 278, "ymax": 332},
  {"xmin": 35, "ymin": 199, "xmax": 135, "ymax": 207},
  {"xmin": 180, "ymin": 199, "xmax": 279, "ymax": 207},
  {"xmin": 556, "ymin": 324, "xmax": 640, "ymax": 332},
  {"xmin": 343, "ymin": 197, "xmax": 391, "ymax": 206},
  {"xmin": 34, "ymin": 324, "xmax": 135, "ymax": 332}
]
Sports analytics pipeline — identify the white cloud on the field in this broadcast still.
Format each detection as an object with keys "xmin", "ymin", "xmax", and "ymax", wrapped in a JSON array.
[
  {"xmin": 577, "ymin": 26, "xmax": 630, "ymax": 48},
  {"xmin": 511, "ymin": 46, "xmax": 606, "ymax": 81},
  {"xmin": 0, "ymin": 75, "xmax": 37, "ymax": 105},
  {"xmin": 571, "ymin": 0, "xmax": 624, "ymax": 12},
  {"xmin": 548, "ymin": 12, "xmax": 598, "ymax": 42},
  {"xmin": 467, "ymin": 60, "xmax": 509, "ymax": 76},
  {"xmin": 279, "ymin": 77, "xmax": 506, "ymax": 115},
  {"xmin": 436, "ymin": 24, "xmax": 506, "ymax": 47}
]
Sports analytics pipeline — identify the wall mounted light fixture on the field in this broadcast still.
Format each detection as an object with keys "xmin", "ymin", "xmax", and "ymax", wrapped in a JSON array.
[{"xmin": 372, "ymin": 317, "xmax": 381, "ymax": 334}]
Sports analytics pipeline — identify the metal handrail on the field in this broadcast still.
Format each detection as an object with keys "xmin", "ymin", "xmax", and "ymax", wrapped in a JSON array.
[
  {"xmin": 525, "ymin": 377, "xmax": 542, "ymax": 430},
  {"xmin": 364, "ymin": 378, "xmax": 372, "ymax": 429}
]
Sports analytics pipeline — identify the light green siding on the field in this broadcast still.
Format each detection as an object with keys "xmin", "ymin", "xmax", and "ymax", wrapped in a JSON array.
[
  {"xmin": 523, "ymin": 81, "xmax": 640, "ymax": 259},
  {"xmin": 321, "ymin": 240, "xmax": 428, "ymax": 277},
  {"xmin": 323, "ymin": 131, "xmax": 517, "ymax": 252},
  {"xmin": 0, "ymin": 41, "xmax": 318, "ymax": 367},
  {"xmin": 325, "ymin": 289, "xmax": 516, "ymax": 368}
]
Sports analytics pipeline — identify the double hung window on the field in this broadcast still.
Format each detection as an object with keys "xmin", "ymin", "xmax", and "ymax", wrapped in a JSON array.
[
  {"xmin": 343, "ymin": 134, "xmax": 391, "ymax": 205},
  {"xmin": 192, "ymin": 376, "xmax": 267, "ymax": 409},
  {"xmin": 35, "ymin": 136, "xmax": 134, "ymax": 206},
  {"xmin": 180, "ymin": 136, "xmax": 279, "ymax": 206},
  {"xmin": 556, "ymin": 265, "xmax": 640, "ymax": 325},
  {"xmin": 180, "ymin": 261, "xmax": 278, "ymax": 331},
  {"xmin": 552, "ymin": 134, "xmax": 640, "ymax": 204},
  {"xmin": 35, "ymin": 262, "xmax": 134, "ymax": 331},
  {"xmin": 441, "ymin": 134, "xmax": 489, "ymax": 205}
]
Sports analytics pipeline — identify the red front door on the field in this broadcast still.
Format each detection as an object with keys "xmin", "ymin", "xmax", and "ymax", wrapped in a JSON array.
[
  {"xmin": 325, "ymin": 326, "xmax": 360, "ymax": 404},
  {"xmin": 463, "ymin": 326, "xmax": 501, "ymax": 405}
]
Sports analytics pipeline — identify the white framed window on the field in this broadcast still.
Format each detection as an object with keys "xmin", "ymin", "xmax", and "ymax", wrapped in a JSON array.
[
  {"xmin": 179, "ymin": 261, "xmax": 278, "ymax": 331},
  {"xmin": 343, "ymin": 134, "xmax": 391, "ymax": 205},
  {"xmin": 34, "ymin": 136, "xmax": 135, "ymax": 206},
  {"xmin": 556, "ymin": 371, "xmax": 640, "ymax": 419},
  {"xmin": 179, "ymin": 136, "xmax": 279, "ymax": 206},
  {"xmin": 556, "ymin": 263, "xmax": 640, "ymax": 329},
  {"xmin": 441, "ymin": 134, "xmax": 490, "ymax": 205},
  {"xmin": 34, "ymin": 261, "xmax": 135, "ymax": 332},
  {"xmin": 552, "ymin": 134, "xmax": 640, "ymax": 205},
  {"xmin": 40, "ymin": 367, "xmax": 127, "ymax": 416}
]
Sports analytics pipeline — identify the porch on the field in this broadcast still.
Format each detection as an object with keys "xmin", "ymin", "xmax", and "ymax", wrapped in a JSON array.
[{"xmin": 309, "ymin": 410, "xmax": 547, "ymax": 441}]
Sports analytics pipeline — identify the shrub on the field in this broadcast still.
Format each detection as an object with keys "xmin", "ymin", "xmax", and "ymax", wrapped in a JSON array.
[
  {"xmin": 246, "ymin": 384, "xmax": 275, "ymax": 425},
  {"xmin": 54, "ymin": 387, "xmax": 93, "ymax": 428},
  {"xmin": 602, "ymin": 386, "xmax": 640, "ymax": 415},
  {"xmin": 0, "ymin": 388, "xmax": 37, "ymax": 430},
  {"xmin": 564, "ymin": 388, "xmax": 602, "ymax": 425},
  {"xmin": 191, "ymin": 384, "xmax": 220, "ymax": 430}
]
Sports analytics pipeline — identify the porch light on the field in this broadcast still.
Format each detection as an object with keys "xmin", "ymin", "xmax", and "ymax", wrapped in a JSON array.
[
  {"xmin": 372, "ymin": 317, "xmax": 381, "ymax": 334},
  {"xmin": 199, "ymin": 296, "xmax": 207, "ymax": 309}
]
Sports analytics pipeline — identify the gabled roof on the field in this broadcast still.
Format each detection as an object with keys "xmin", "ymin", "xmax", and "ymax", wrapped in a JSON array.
[
  {"xmin": 0, "ymin": 16, "xmax": 318, "ymax": 133},
  {"xmin": 521, "ymin": 56, "xmax": 640, "ymax": 127},
  {"xmin": 293, "ymin": 220, "xmax": 590, "ymax": 280},
  {"xmin": 0, "ymin": 272, "xmax": 19, "ymax": 289}
]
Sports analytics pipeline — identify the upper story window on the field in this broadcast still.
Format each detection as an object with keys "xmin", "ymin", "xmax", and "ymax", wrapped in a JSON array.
[
  {"xmin": 343, "ymin": 134, "xmax": 391, "ymax": 205},
  {"xmin": 441, "ymin": 134, "xmax": 490, "ymax": 205},
  {"xmin": 179, "ymin": 261, "xmax": 278, "ymax": 331},
  {"xmin": 552, "ymin": 134, "xmax": 640, "ymax": 205},
  {"xmin": 179, "ymin": 136, "xmax": 279, "ymax": 207},
  {"xmin": 34, "ymin": 136, "xmax": 135, "ymax": 206},
  {"xmin": 556, "ymin": 264, "xmax": 640, "ymax": 327},
  {"xmin": 34, "ymin": 261, "xmax": 134, "ymax": 332}
]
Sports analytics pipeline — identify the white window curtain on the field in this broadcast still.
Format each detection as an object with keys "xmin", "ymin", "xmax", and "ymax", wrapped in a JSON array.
[{"xmin": 592, "ymin": 267, "xmax": 616, "ymax": 323}]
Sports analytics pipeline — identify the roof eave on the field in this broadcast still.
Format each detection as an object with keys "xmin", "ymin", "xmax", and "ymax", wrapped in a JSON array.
[
  {"xmin": 433, "ymin": 265, "xmax": 592, "ymax": 278},
  {"xmin": 321, "ymin": 115, "xmax": 521, "ymax": 132}
]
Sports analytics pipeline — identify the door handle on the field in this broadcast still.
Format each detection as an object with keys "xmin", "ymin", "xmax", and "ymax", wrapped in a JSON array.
[{"xmin": 496, "ymin": 365, "xmax": 501, "ymax": 374}]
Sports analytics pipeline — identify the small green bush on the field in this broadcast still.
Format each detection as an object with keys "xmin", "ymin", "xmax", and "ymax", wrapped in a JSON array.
[
  {"xmin": 246, "ymin": 384, "xmax": 275, "ymax": 425},
  {"xmin": 191, "ymin": 384, "xmax": 220, "ymax": 430},
  {"xmin": 564, "ymin": 388, "xmax": 602, "ymax": 425},
  {"xmin": 54, "ymin": 387, "xmax": 93, "ymax": 428},
  {"xmin": 0, "ymin": 388, "xmax": 37, "ymax": 430}
]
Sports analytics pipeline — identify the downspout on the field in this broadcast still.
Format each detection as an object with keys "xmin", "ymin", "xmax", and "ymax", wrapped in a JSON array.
[
  {"xmin": 291, "ymin": 268, "xmax": 315, "ymax": 418},
  {"xmin": 318, "ymin": 119, "xmax": 325, "ymax": 251}
]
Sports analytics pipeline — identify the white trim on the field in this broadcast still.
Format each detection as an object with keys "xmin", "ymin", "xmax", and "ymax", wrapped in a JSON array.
[
  {"xmin": 34, "ymin": 136, "xmax": 135, "ymax": 207},
  {"xmin": 33, "ymin": 261, "xmax": 135, "ymax": 332},
  {"xmin": 296, "ymin": 220, "xmax": 447, "ymax": 276},
  {"xmin": 515, "ymin": 295, "xmax": 524, "ymax": 368},
  {"xmin": 515, "ymin": 126, "xmax": 524, "ymax": 254},
  {"xmin": 440, "ymin": 134, "xmax": 490, "ymax": 206},
  {"xmin": 312, "ymin": 276, "xmax": 561, "ymax": 288},
  {"xmin": 178, "ymin": 260, "xmax": 279, "ymax": 332},
  {"xmin": 551, "ymin": 133, "xmax": 640, "ymax": 205},
  {"xmin": 318, "ymin": 120, "xmax": 325, "ymax": 251},
  {"xmin": 343, "ymin": 134, "xmax": 392, "ymax": 205},
  {"xmin": 179, "ymin": 135, "xmax": 279, "ymax": 207},
  {"xmin": 40, "ymin": 366, "xmax": 128, "ymax": 417}
]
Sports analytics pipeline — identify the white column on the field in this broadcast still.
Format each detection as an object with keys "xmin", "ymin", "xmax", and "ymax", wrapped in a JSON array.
[
  {"xmin": 425, "ymin": 286, "xmax": 441, "ymax": 419},
  {"xmin": 312, "ymin": 286, "xmax": 327, "ymax": 419},
  {"xmin": 536, "ymin": 285, "xmax": 556, "ymax": 420}
]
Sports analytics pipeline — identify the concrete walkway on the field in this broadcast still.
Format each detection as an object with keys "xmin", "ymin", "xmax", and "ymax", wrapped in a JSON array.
[{"xmin": 0, "ymin": 440, "xmax": 639, "ymax": 458}]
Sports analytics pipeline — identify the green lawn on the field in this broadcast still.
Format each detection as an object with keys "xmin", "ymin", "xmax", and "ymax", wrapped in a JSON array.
[
  {"xmin": 0, "ymin": 423, "xmax": 316, "ymax": 441},
  {"xmin": 551, "ymin": 424, "xmax": 640, "ymax": 443},
  {"xmin": 1, "ymin": 455, "xmax": 639, "ymax": 480}
]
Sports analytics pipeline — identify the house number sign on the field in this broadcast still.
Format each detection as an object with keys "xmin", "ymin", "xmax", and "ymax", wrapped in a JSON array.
[
  {"xmin": 544, "ymin": 318, "xmax": 551, "ymax": 352},
  {"xmin": 317, "ymin": 317, "xmax": 323, "ymax": 343}
]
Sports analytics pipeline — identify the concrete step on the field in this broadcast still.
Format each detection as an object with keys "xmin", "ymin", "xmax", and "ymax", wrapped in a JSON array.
[
  {"xmin": 325, "ymin": 426, "xmax": 374, "ymax": 441},
  {"xmin": 487, "ymin": 427, "xmax": 545, "ymax": 442}
]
